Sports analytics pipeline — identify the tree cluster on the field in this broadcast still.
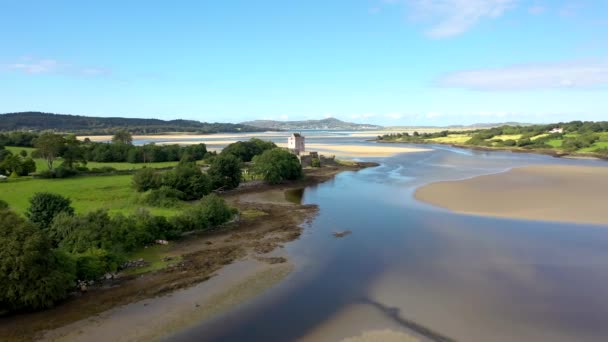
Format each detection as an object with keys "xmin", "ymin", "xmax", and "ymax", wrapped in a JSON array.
[
  {"xmin": 0, "ymin": 192, "xmax": 236, "ymax": 312},
  {"xmin": 252, "ymin": 148, "xmax": 303, "ymax": 184},
  {"xmin": 220, "ymin": 138, "xmax": 277, "ymax": 162}
]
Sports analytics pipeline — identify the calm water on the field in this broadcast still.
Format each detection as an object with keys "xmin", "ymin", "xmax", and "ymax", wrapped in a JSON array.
[{"xmin": 168, "ymin": 141, "xmax": 608, "ymax": 341}]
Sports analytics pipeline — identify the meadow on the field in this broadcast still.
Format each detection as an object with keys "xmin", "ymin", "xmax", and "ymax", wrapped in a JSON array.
[{"xmin": 0, "ymin": 174, "xmax": 183, "ymax": 217}]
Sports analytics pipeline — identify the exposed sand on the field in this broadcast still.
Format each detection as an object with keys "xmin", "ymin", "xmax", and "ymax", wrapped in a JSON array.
[
  {"xmin": 302, "ymin": 144, "xmax": 431, "ymax": 158},
  {"xmin": 415, "ymin": 164, "xmax": 608, "ymax": 225}
]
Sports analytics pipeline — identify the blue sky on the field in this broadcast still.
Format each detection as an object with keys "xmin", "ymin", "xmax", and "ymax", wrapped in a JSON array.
[{"xmin": 1, "ymin": 0, "xmax": 607, "ymax": 126}]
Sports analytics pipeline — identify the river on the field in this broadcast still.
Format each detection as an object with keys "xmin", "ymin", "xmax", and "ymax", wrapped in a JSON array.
[{"xmin": 160, "ymin": 135, "xmax": 608, "ymax": 341}]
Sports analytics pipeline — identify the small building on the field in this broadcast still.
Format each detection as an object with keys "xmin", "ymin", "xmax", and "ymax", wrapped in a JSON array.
[
  {"xmin": 288, "ymin": 133, "xmax": 305, "ymax": 155},
  {"xmin": 549, "ymin": 127, "xmax": 564, "ymax": 134}
]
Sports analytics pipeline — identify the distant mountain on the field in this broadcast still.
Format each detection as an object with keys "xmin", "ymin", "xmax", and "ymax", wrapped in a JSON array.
[
  {"xmin": 241, "ymin": 117, "xmax": 383, "ymax": 130},
  {"xmin": 0, "ymin": 112, "xmax": 267, "ymax": 134}
]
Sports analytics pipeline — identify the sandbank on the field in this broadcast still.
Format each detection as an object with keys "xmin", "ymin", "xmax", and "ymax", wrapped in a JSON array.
[
  {"xmin": 42, "ymin": 260, "xmax": 292, "ymax": 342},
  {"xmin": 415, "ymin": 165, "xmax": 608, "ymax": 225}
]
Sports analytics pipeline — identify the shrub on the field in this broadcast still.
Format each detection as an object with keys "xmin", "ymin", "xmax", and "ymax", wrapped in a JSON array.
[
  {"xmin": 0, "ymin": 210, "xmax": 76, "ymax": 311},
  {"xmin": 37, "ymin": 166, "xmax": 78, "ymax": 179},
  {"xmin": 142, "ymin": 186, "xmax": 183, "ymax": 207},
  {"xmin": 311, "ymin": 158, "xmax": 321, "ymax": 167},
  {"xmin": 0, "ymin": 199, "xmax": 8, "ymax": 210},
  {"xmin": 73, "ymin": 248, "xmax": 120, "ymax": 280},
  {"xmin": 208, "ymin": 154, "xmax": 242, "ymax": 190},
  {"xmin": 252, "ymin": 148, "xmax": 303, "ymax": 184},
  {"xmin": 132, "ymin": 167, "xmax": 161, "ymax": 192},
  {"xmin": 169, "ymin": 194, "xmax": 236, "ymax": 233},
  {"xmin": 162, "ymin": 164, "xmax": 211, "ymax": 200},
  {"xmin": 27, "ymin": 192, "xmax": 75, "ymax": 229}
]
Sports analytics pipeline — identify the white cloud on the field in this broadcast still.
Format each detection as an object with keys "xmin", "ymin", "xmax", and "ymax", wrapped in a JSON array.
[
  {"xmin": 436, "ymin": 59, "xmax": 608, "ymax": 90},
  {"xmin": 4, "ymin": 57, "xmax": 110, "ymax": 77},
  {"xmin": 406, "ymin": 0, "xmax": 517, "ymax": 38},
  {"xmin": 8, "ymin": 59, "xmax": 60, "ymax": 74},
  {"xmin": 426, "ymin": 111, "xmax": 442, "ymax": 118}
]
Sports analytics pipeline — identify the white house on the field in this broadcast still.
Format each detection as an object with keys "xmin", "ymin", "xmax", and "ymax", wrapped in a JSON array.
[
  {"xmin": 288, "ymin": 133, "xmax": 305, "ymax": 155},
  {"xmin": 549, "ymin": 127, "xmax": 564, "ymax": 134}
]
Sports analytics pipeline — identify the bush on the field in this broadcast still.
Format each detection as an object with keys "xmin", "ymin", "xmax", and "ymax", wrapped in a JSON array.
[
  {"xmin": 132, "ymin": 167, "xmax": 161, "ymax": 192},
  {"xmin": 89, "ymin": 166, "xmax": 116, "ymax": 174},
  {"xmin": 169, "ymin": 194, "xmax": 236, "ymax": 233},
  {"xmin": 252, "ymin": 149, "xmax": 303, "ymax": 184},
  {"xmin": 162, "ymin": 164, "xmax": 211, "ymax": 200},
  {"xmin": 27, "ymin": 192, "xmax": 75, "ymax": 229},
  {"xmin": 74, "ymin": 248, "xmax": 121, "ymax": 280},
  {"xmin": 0, "ymin": 210, "xmax": 76, "ymax": 311},
  {"xmin": 311, "ymin": 158, "xmax": 321, "ymax": 167},
  {"xmin": 37, "ymin": 166, "xmax": 78, "ymax": 179},
  {"xmin": 0, "ymin": 199, "xmax": 8, "ymax": 210},
  {"xmin": 142, "ymin": 186, "xmax": 184, "ymax": 207},
  {"xmin": 208, "ymin": 154, "xmax": 242, "ymax": 190}
]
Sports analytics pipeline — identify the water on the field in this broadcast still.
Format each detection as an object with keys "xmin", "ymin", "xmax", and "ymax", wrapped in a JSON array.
[{"xmin": 167, "ymin": 141, "xmax": 608, "ymax": 341}]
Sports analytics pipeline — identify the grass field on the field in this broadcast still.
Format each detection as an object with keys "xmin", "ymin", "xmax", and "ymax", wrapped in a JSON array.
[
  {"xmin": 428, "ymin": 134, "xmax": 471, "ymax": 144},
  {"xmin": 491, "ymin": 134, "xmax": 522, "ymax": 141},
  {"xmin": 0, "ymin": 174, "xmax": 183, "ymax": 217},
  {"xmin": 4, "ymin": 146, "xmax": 180, "ymax": 171}
]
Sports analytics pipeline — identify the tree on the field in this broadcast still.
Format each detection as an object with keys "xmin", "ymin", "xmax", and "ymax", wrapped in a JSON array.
[
  {"xmin": 0, "ymin": 210, "xmax": 76, "ymax": 311},
  {"xmin": 19, "ymin": 150, "xmax": 27, "ymax": 157},
  {"xmin": 33, "ymin": 132, "xmax": 65, "ymax": 170},
  {"xmin": 26, "ymin": 192, "xmax": 75, "ymax": 229},
  {"xmin": 0, "ymin": 199, "xmax": 8, "ymax": 210},
  {"xmin": 132, "ymin": 168, "xmax": 161, "ymax": 192},
  {"xmin": 208, "ymin": 154, "xmax": 242, "ymax": 190},
  {"xmin": 221, "ymin": 138, "xmax": 276, "ymax": 162},
  {"xmin": 162, "ymin": 164, "xmax": 211, "ymax": 200},
  {"xmin": 112, "ymin": 129, "xmax": 133, "ymax": 145},
  {"xmin": 61, "ymin": 135, "xmax": 86, "ymax": 169},
  {"xmin": 252, "ymin": 149, "xmax": 303, "ymax": 184}
]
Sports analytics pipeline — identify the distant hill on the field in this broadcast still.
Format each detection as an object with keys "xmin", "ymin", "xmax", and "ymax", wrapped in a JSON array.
[
  {"xmin": 0, "ymin": 112, "xmax": 267, "ymax": 134},
  {"xmin": 241, "ymin": 117, "xmax": 383, "ymax": 130}
]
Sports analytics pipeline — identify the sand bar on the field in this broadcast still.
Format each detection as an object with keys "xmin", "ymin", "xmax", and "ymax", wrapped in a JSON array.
[{"xmin": 415, "ymin": 165, "xmax": 608, "ymax": 225}]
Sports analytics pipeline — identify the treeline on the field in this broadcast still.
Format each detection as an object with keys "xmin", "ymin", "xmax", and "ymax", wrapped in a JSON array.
[
  {"xmin": 0, "ymin": 192, "xmax": 236, "ymax": 312},
  {"xmin": 0, "ymin": 112, "xmax": 270, "ymax": 134},
  {"xmin": 379, "ymin": 120, "xmax": 608, "ymax": 154}
]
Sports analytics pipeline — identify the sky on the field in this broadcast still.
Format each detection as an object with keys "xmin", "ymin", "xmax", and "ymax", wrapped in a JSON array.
[{"xmin": 1, "ymin": 0, "xmax": 607, "ymax": 126}]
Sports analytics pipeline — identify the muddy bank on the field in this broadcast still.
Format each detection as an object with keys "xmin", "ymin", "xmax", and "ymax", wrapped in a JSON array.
[
  {"xmin": 0, "ymin": 163, "xmax": 377, "ymax": 342},
  {"xmin": 415, "ymin": 164, "xmax": 608, "ymax": 225}
]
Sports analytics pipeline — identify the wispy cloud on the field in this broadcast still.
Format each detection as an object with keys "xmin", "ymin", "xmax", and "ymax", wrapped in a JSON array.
[
  {"xmin": 436, "ymin": 59, "xmax": 608, "ymax": 90},
  {"xmin": 405, "ymin": 0, "xmax": 517, "ymax": 38},
  {"xmin": 4, "ymin": 57, "xmax": 111, "ymax": 77}
]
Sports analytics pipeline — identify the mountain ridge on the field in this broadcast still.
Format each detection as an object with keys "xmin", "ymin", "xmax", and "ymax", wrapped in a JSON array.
[
  {"xmin": 241, "ymin": 117, "xmax": 383, "ymax": 130},
  {"xmin": 0, "ymin": 111, "xmax": 267, "ymax": 134}
]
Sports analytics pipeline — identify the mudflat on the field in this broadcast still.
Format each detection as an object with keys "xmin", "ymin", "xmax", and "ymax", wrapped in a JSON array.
[{"xmin": 415, "ymin": 165, "xmax": 608, "ymax": 225}]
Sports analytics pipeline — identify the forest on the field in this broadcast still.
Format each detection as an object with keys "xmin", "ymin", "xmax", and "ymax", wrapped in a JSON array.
[{"xmin": 0, "ymin": 112, "xmax": 269, "ymax": 134}]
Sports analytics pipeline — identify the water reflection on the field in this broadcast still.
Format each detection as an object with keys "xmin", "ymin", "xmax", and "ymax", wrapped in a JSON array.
[{"xmin": 170, "ymin": 146, "xmax": 608, "ymax": 342}]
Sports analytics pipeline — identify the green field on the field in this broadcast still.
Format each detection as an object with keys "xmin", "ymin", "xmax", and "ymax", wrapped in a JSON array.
[
  {"xmin": 4, "ymin": 146, "xmax": 180, "ymax": 171},
  {"xmin": 0, "ymin": 174, "xmax": 182, "ymax": 217},
  {"xmin": 428, "ymin": 134, "xmax": 471, "ymax": 144},
  {"xmin": 491, "ymin": 134, "xmax": 522, "ymax": 141}
]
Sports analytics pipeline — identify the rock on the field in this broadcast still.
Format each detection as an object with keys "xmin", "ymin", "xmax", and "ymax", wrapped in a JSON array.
[{"xmin": 333, "ymin": 230, "xmax": 352, "ymax": 238}]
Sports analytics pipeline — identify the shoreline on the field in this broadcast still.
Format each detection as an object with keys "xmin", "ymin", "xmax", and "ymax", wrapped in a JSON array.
[
  {"xmin": 376, "ymin": 139, "xmax": 608, "ymax": 161},
  {"xmin": 415, "ymin": 164, "xmax": 608, "ymax": 226},
  {"xmin": 0, "ymin": 162, "xmax": 378, "ymax": 341}
]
